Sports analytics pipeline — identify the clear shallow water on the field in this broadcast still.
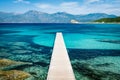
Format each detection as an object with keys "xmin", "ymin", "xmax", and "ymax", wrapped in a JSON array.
[
  {"xmin": 64, "ymin": 33, "xmax": 120, "ymax": 49},
  {"xmin": 0, "ymin": 23, "xmax": 120, "ymax": 80},
  {"xmin": 1, "ymin": 23, "xmax": 120, "ymax": 49}
]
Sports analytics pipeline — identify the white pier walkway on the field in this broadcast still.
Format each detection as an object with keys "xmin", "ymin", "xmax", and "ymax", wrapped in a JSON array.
[{"xmin": 47, "ymin": 32, "xmax": 75, "ymax": 80}]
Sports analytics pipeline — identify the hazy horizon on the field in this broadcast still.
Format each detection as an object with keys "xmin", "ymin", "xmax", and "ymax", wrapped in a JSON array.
[{"xmin": 0, "ymin": 10, "xmax": 118, "ymax": 16}]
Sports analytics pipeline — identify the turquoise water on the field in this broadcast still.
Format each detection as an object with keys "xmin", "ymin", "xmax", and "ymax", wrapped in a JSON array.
[
  {"xmin": 0, "ymin": 23, "xmax": 120, "ymax": 80},
  {"xmin": 64, "ymin": 33, "xmax": 120, "ymax": 49},
  {"xmin": 1, "ymin": 24, "xmax": 120, "ymax": 49}
]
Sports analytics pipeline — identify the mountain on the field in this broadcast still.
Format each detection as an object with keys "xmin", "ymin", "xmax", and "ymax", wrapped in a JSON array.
[
  {"xmin": 0, "ymin": 12, "xmax": 15, "ymax": 22},
  {"xmin": 94, "ymin": 17, "xmax": 120, "ymax": 23},
  {"xmin": 75, "ymin": 13, "xmax": 117, "ymax": 22},
  {"xmin": 0, "ymin": 10, "xmax": 117, "ymax": 23}
]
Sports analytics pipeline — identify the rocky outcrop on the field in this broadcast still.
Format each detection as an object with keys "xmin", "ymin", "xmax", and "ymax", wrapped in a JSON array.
[
  {"xmin": 97, "ymin": 39, "xmax": 120, "ymax": 44},
  {"xmin": 72, "ymin": 60, "xmax": 120, "ymax": 80},
  {"xmin": 0, "ymin": 70, "xmax": 31, "ymax": 80},
  {"xmin": 0, "ymin": 59, "xmax": 32, "ymax": 70}
]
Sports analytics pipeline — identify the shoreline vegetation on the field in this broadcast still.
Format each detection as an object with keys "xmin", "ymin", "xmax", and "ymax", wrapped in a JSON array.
[
  {"xmin": 70, "ymin": 19, "xmax": 120, "ymax": 24},
  {"xmin": 94, "ymin": 17, "xmax": 120, "ymax": 23}
]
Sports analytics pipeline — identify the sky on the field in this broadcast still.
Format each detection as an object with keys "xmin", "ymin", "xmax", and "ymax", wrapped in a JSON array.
[{"xmin": 0, "ymin": 0, "xmax": 120, "ymax": 15}]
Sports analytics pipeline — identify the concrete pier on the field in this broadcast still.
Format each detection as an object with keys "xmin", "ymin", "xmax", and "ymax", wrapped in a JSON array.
[{"xmin": 47, "ymin": 32, "xmax": 75, "ymax": 80}]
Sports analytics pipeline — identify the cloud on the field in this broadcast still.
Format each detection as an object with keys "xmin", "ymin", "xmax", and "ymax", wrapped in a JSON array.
[
  {"xmin": 14, "ymin": 0, "xmax": 30, "ymax": 4},
  {"xmin": 60, "ymin": 2, "xmax": 79, "ymax": 7},
  {"xmin": 35, "ymin": 4, "xmax": 52, "ymax": 9},
  {"xmin": 34, "ymin": 1, "xmax": 120, "ymax": 15},
  {"xmin": 35, "ymin": 2, "xmax": 80, "ymax": 13},
  {"xmin": 35, "ymin": 2, "xmax": 79, "ymax": 10},
  {"xmin": 86, "ymin": 0, "xmax": 100, "ymax": 3}
]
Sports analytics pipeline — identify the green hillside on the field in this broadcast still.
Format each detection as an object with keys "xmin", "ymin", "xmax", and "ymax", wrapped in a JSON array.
[{"xmin": 94, "ymin": 17, "xmax": 120, "ymax": 23}]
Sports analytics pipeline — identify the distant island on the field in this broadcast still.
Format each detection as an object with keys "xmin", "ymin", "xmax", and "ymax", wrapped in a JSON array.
[
  {"xmin": 70, "ymin": 20, "xmax": 79, "ymax": 24},
  {"xmin": 0, "ymin": 10, "xmax": 117, "ymax": 23},
  {"xmin": 94, "ymin": 17, "xmax": 120, "ymax": 23}
]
